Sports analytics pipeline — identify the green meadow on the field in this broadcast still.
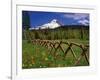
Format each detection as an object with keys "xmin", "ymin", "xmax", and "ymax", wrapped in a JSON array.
[{"xmin": 22, "ymin": 26, "xmax": 89, "ymax": 69}]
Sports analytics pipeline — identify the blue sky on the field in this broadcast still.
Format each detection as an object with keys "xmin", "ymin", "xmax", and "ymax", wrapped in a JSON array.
[{"xmin": 22, "ymin": 11, "xmax": 89, "ymax": 28}]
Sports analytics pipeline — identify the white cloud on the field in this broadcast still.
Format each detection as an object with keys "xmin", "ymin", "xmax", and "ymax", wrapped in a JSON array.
[
  {"xmin": 62, "ymin": 13, "xmax": 89, "ymax": 25},
  {"xmin": 63, "ymin": 13, "xmax": 89, "ymax": 20},
  {"xmin": 78, "ymin": 19, "xmax": 89, "ymax": 26}
]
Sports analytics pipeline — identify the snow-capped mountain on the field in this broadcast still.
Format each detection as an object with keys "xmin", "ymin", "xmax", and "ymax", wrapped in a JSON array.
[{"xmin": 29, "ymin": 19, "xmax": 61, "ymax": 30}]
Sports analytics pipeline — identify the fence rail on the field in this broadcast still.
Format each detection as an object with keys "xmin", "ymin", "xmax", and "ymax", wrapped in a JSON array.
[{"xmin": 31, "ymin": 39, "xmax": 89, "ymax": 66}]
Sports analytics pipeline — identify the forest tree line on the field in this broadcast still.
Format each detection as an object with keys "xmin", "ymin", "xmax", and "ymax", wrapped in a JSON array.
[{"xmin": 22, "ymin": 25, "xmax": 89, "ymax": 40}]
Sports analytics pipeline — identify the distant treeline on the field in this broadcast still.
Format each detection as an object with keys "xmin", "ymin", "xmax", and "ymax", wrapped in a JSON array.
[{"xmin": 22, "ymin": 25, "xmax": 89, "ymax": 40}]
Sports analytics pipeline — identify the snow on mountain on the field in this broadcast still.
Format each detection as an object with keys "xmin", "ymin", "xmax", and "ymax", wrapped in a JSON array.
[{"xmin": 29, "ymin": 19, "xmax": 61, "ymax": 30}]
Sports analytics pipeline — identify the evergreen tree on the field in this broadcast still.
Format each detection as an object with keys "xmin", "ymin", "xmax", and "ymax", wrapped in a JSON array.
[{"xmin": 22, "ymin": 11, "xmax": 30, "ymax": 30}]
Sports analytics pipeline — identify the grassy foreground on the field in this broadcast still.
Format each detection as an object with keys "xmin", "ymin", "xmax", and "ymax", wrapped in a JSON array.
[{"xmin": 22, "ymin": 39, "xmax": 89, "ymax": 69}]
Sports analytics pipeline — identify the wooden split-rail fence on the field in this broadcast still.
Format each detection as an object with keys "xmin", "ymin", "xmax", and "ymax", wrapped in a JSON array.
[{"xmin": 31, "ymin": 39, "xmax": 89, "ymax": 66}]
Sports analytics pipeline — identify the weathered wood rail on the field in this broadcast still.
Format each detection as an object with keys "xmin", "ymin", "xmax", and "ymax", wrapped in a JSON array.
[{"xmin": 31, "ymin": 39, "xmax": 89, "ymax": 66}]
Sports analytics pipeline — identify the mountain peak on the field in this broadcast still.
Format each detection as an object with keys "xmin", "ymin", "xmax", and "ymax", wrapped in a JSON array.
[
  {"xmin": 29, "ymin": 19, "xmax": 62, "ymax": 30},
  {"xmin": 51, "ymin": 19, "xmax": 57, "ymax": 23},
  {"xmin": 40, "ymin": 19, "xmax": 61, "ymax": 29}
]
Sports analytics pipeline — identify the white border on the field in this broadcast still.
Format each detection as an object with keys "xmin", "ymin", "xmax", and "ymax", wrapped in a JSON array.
[{"xmin": 12, "ymin": 3, "xmax": 97, "ymax": 80}]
